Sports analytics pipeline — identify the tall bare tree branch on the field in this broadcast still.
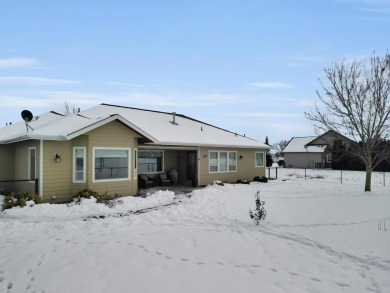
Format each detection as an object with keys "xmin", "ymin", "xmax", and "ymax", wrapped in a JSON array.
[{"xmin": 305, "ymin": 53, "xmax": 390, "ymax": 191}]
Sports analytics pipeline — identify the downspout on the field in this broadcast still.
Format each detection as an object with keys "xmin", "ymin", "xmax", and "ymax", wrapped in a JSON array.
[
  {"xmin": 39, "ymin": 139, "xmax": 43, "ymax": 197},
  {"xmin": 197, "ymin": 146, "xmax": 201, "ymax": 186}
]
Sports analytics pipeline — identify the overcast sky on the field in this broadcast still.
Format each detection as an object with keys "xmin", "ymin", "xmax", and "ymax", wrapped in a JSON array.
[{"xmin": 1, "ymin": 0, "xmax": 389, "ymax": 144}]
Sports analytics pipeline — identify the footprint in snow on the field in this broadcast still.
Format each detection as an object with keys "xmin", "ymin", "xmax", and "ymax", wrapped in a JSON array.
[
  {"xmin": 335, "ymin": 282, "xmax": 350, "ymax": 287},
  {"xmin": 310, "ymin": 277, "xmax": 322, "ymax": 282},
  {"xmin": 269, "ymin": 268, "xmax": 278, "ymax": 273},
  {"xmin": 180, "ymin": 258, "xmax": 190, "ymax": 262},
  {"xmin": 288, "ymin": 272, "xmax": 299, "ymax": 276},
  {"xmin": 0, "ymin": 276, "xmax": 4, "ymax": 283},
  {"xmin": 155, "ymin": 251, "xmax": 162, "ymax": 255}
]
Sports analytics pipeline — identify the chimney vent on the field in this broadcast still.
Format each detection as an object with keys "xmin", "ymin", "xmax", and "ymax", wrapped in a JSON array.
[{"xmin": 171, "ymin": 112, "xmax": 178, "ymax": 125}]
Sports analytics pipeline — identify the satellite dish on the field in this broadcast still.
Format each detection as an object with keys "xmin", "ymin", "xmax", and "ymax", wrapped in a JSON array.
[
  {"xmin": 21, "ymin": 110, "xmax": 33, "ymax": 122},
  {"xmin": 21, "ymin": 110, "xmax": 34, "ymax": 131}
]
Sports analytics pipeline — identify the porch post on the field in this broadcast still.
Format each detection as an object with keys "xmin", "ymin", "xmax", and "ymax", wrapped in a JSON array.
[{"xmin": 39, "ymin": 139, "xmax": 43, "ymax": 197}]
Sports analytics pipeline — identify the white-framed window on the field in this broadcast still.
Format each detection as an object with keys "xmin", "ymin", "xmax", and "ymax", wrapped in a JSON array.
[
  {"xmin": 28, "ymin": 147, "xmax": 36, "ymax": 180},
  {"xmin": 73, "ymin": 147, "xmax": 86, "ymax": 183},
  {"xmin": 209, "ymin": 151, "xmax": 237, "ymax": 173},
  {"xmin": 255, "ymin": 152, "xmax": 264, "ymax": 168},
  {"xmin": 93, "ymin": 147, "xmax": 130, "ymax": 182},
  {"xmin": 138, "ymin": 150, "xmax": 164, "ymax": 174}
]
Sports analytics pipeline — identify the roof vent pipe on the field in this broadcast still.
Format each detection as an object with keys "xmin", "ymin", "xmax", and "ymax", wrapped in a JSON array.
[{"xmin": 171, "ymin": 112, "xmax": 178, "ymax": 125}]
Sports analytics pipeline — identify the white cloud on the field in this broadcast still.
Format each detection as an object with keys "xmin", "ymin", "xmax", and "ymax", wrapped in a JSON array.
[
  {"xmin": 0, "ymin": 57, "xmax": 39, "ymax": 69},
  {"xmin": 0, "ymin": 76, "xmax": 81, "ymax": 85},
  {"xmin": 248, "ymin": 82, "xmax": 294, "ymax": 89}
]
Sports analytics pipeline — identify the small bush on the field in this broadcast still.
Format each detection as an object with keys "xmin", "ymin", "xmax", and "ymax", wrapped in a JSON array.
[
  {"xmin": 72, "ymin": 189, "xmax": 123, "ymax": 207},
  {"xmin": 2, "ymin": 191, "xmax": 43, "ymax": 211},
  {"xmin": 249, "ymin": 191, "xmax": 267, "ymax": 225},
  {"xmin": 72, "ymin": 188, "xmax": 99, "ymax": 204},
  {"xmin": 96, "ymin": 192, "xmax": 123, "ymax": 208}
]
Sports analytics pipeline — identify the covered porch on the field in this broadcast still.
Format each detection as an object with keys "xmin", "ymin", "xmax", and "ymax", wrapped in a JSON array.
[{"xmin": 137, "ymin": 146, "xmax": 199, "ymax": 189}]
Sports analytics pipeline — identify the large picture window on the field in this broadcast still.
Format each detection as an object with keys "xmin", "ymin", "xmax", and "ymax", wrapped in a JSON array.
[
  {"xmin": 138, "ymin": 150, "xmax": 164, "ymax": 173},
  {"xmin": 93, "ymin": 148, "xmax": 130, "ymax": 181},
  {"xmin": 209, "ymin": 151, "xmax": 237, "ymax": 173},
  {"xmin": 255, "ymin": 152, "xmax": 264, "ymax": 168},
  {"xmin": 73, "ymin": 147, "xmax": 86, "ymax": 183}
]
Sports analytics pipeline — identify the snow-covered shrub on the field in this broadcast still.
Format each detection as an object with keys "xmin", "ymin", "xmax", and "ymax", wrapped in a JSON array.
[
  {"xmin": 72, "ymin": 188, "xmax": 99, "ymax": 204},
  {"xmin": 2, "ymin": 191, "xmax": 43, "ymax": 211},
  {"xmin": 96, "ymin": 193, "xmax": 123, "ymax": 208},
  {"xmin": 72, "ymin": 189, "xmax": 123, "ymax": 207},
  {"xmin": 249, "ymin": 191, "xmax": 266, "ymax": 225}
]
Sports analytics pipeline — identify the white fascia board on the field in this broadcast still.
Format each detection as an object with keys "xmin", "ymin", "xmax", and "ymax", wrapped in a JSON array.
[
  {"xmin": 65, "ymin": 114, "xmax": 158, "ymax": 142},
  {"xmin": 1, "ymin": 135, "xmax": 67, "ymax": 144}
]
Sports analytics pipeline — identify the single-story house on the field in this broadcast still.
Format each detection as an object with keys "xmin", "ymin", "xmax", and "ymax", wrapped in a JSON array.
[
  {"xmin": 282, "ymin": 130, "xmax": 352, "ymax": 169},
  {"xmin": 0, "ymin": 103, "xmax": 268, "ymax": 202},
  {"xmin": 282, "ymin": 136, "xmax": 328, "ymax": 169}
]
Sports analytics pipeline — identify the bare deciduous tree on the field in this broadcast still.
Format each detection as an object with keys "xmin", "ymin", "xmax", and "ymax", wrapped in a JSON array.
[
  {"xmin": 274, "ymin": 139, "xmax": 289, "ymax": 152},
  {"xmin": 305, "ymin": 53, "xmax": 390, "ymax": 191},
  {"xmin": 64, "ymin": 102, "xmax": 80, "ymax": 115}
]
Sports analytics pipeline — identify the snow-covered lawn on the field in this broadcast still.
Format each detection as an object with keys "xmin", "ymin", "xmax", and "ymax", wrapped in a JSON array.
[{"xmin": 1, "ymin": 169, "xmax": 389, "ymax": 293}]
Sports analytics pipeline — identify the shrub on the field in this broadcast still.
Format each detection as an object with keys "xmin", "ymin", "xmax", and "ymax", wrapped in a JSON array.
[
  {"xmin": 96, "ymin": 192, "xmax": 123, "ymax": 208},
  {"xmin": 249, "ymin": 191, "xmax": 267, "ymax": 225},
  {"xmin": 72, "ymin": 188, "xmax": 99, "ymax": 204},
  {"xmin": 72, "ymin": 189, "xmax": 123, "ymax": 207},
  {"xmin": 2, "ymin": 191, "xmax": 43, "ymax": 211}
]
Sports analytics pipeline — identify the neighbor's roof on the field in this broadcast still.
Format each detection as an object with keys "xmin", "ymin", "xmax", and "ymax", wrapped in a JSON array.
[
  {"xmin": 0, "ymin": 103, "xmax": 268, "ymax": 149},
  {"xmin": 282, "ymin": 136, "xmax": 326, "ymax": 153}
]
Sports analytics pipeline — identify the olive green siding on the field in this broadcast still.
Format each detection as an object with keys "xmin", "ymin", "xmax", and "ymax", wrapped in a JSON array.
[
  {"xmin": 0, "ymin": 144, "xmax": 14, "ymax": 180},
  {"xmin": 40, "ymin": 120, "xmax": 141, "ymax": 202},
  {"xmin": 42, "ymin": 140, "xmax": 72, "ymax": 201},
  {"xmin": 198, "ymin": 147, "xmax": 266, "ymax": 186},
  {"xmin": 87, "ymin": 121, "xmax": 139, "ymax": 196},
  {"xmin": 14, "ymin": 140, "xmax": 40, "ymax": 180}
]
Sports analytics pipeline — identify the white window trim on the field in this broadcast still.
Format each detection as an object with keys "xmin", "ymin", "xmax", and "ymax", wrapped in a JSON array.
[
  {"xmin": 73, "ymin": 147, "xmax": 86, "ymax": 183},
  {"xmin": 92, "ymin": 147, "xmax": 131, "ymax": 183},
  {"xmin": 255, "ymin": 151, "xmax": 265, "ymax": 168},
  {"xmin": 28, "ymin": 147, "xmax": 36, "ymax": 180},
  {"xmin": 209, "ymin": 150, "xmax": 237, "ymax": 173},
  {"xmin": 138, "ymin": 149, "xmax": 165, "ymax": 174},
  {"xmin": 134, "ymin": 148, "xmax": 138, "ymax": 179}
]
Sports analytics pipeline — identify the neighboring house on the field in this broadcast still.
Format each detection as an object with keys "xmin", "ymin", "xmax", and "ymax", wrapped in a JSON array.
[
  {"xmin": 282, "ymin": 130, "xmax": 352, "ymax": 169},
  {"xmin": 282, "ymin": 136, "xmax": 327, "ymax": 169},
  {"xmin": 0, "ymin": 103, "xmax": 268, "ymax": 202}
]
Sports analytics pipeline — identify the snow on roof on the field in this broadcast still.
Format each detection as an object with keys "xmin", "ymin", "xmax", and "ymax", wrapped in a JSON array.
[
  {"xmin": 283, "ymin": 136, "xmax": 326, "ymax": 153},
  {"xmin": 81, "ymin": 104, "xmax": 268, "ymax": 148},
  {"xmin": 0, "ymin": 104, "xmax": 268, "ymax": 149}
]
